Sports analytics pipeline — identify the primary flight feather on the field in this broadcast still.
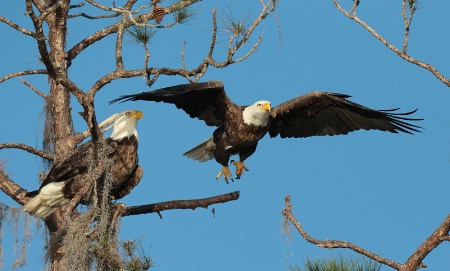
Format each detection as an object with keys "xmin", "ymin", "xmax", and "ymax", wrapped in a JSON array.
[{"xmin": 110, "ymin": 81, "xmax": 422, "ymax": 182}]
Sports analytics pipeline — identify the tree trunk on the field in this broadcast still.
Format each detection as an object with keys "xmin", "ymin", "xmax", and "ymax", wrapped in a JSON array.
[{"xmin": 40, "ymin": 1, "xmax": 73, "ymax": 269}]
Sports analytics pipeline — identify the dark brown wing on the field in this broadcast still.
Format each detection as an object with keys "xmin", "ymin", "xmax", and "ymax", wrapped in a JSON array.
[
  {"xmin": 37, "ymin": 138, "xmax": 118, "ymax": 191},
  {"xmin": 269, "ymin": 92, "xmax": 422, "ymax": 138},
  {"xmin": 109, "ymin": 80, "xmax": 234, "ymax": 127},
  {"xmin": 111, "ymin": 165, "xmax": 143, "ymax": 200}
]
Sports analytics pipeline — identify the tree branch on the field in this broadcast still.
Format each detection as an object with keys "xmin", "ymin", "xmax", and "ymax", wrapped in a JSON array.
[
  {"xmin": 25, "ymin": 0, "xmax": 55, "ymax": 76},
  {"xmin": 0, "ymin": 143, "xmax": 54, "ymax": 161},
  {"xmin": 121, "ymin": 191, "xmax": 240, "ymax": 217},
  {"xmin": 282, "ymin": 195, "xmax": 404, "ymax": 270},
  {"xmin": 0, "ymin": 69, "xmax": 48, "ymax": 83},
  {"xmin": 402, "ymin": 214, "xmax": 450, "ymax": 270},
  {"xmin": 0, "ymin": 170, "xmax": 29, "ymax": 206},
  {"xmin": 18, "ymin": 77, "xmax": 47, "ymax": 98},
  {"xmin": 0, "ymin": 15, "xmax": 37, "ymax": 38},
  {"xmin": 332, "ymin": 0, "xmax": 450, "ymax": 87},
  {"xmin": 69, "ymin": 113, "xmax": 118, "ymax": 146},
  {"xmin": 66, "ymin": 0, "xmax": 202, "ymax": 65}
]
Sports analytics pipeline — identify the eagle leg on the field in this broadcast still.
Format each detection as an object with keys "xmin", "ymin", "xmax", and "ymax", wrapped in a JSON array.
[
  {"xmin": 215, "ymin": 166, "xmax": 234, "ymax": 184},
  {"xmin": 231, "ymin": 160, "xmax": 249, "ymax": 179}
]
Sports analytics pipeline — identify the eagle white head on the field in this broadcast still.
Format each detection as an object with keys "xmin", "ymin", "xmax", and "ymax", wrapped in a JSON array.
[
  {"xmin": 242, "ymin": 100, "xmax": 271, "ymax": 127},
  {"xmin": 110, "ymin": 109, "xmax": 143, "ymax": 140}
]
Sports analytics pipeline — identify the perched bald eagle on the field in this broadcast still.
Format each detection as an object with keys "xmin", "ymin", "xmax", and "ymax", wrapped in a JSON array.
[
  {"xmin": 110, "ymin": 81, "xmax": 421, "ymax": 182},
  {"xmin": 23, "ymin": 110, "xmax": 143, "ymax": 219}
]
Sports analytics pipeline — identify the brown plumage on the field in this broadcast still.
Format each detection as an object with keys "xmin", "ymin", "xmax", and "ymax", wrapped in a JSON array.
[
  {"xmin": 110, "ymin": 80, "xmax": 422, "ymax": 182},
  {"xmin": 23, "ymin": 110, "xmax": 143, "ymax": 219}
]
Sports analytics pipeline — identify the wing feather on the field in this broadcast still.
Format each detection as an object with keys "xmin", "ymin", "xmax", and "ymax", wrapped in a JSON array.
[
  {"xmin": 38, "ymin": 138, "xmax": 118, "ymax": 190},
  {"xmin": 269, "ymin": 92, "xmax": 422, "ymax": 138},
  {"xmin": 110, "ymin": 80, "xmax": 234, "ymax": 127}
]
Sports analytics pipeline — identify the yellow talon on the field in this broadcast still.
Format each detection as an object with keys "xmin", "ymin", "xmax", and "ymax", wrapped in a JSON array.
[
  {"xmin": 232, "ymin": 160, "xmax": 249, "ymax": 179},
  {"xmin": 216, "ymin": 166, "xmax": 233, "ymax": 183}
]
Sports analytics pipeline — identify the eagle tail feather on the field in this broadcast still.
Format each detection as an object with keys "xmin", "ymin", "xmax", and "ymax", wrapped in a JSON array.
[
  {"xmin": 22, "ymin": 182, "xmax": 70, "ymax": 219},
  {"xmin": 183, "ymin": 136, "xmax": 215, "ymax": 162}
]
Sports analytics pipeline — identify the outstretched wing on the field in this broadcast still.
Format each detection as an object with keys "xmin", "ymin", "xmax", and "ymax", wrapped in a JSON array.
[
  {"xmin": 269, "ymin": 92, "xmax": 422, "ymax": 138},
  {"xmin": 110, "ymin": 80, "xmax": 234, "ymax": 127}
]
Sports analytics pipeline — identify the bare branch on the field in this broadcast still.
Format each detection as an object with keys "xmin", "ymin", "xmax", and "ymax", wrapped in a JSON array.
[
  {"xmin": 67, "ymin": 0, "xmax": 201, "ymax": 64},
  {"xmin": 25, "ymin": 0, "xmax": 55, "ymax": 76},
  {"xmin": 0, "ymin": 69, "xmax": 48, "ymax": 83},
  {"xmin": 282, "ymin": 195, "xmax": 403, "ymax": 270},
  {"xmin": 69, "ymin": 113, "xmax": 119, "ymax": 146},
  {"xmin": 332, "ymin": 0, "xmax": 450, "ymax": 87},
  {"xmin": 64, "ymin": 161, "xmax": 104, "ymax": 219},
  {"xmin": 18, "ymin": 77, "xmax": 47, "ymax": 98},
  {"xmin": 0, "ymin": 15, "xmax": 37, "ymax": 38},
  {"xmin": 121, "ymin": 191, "xmax": 240, "ymax": 217},
  {"xmin": 0, "ymin": 143, "xmax": 54, "ymax": 161},
  {"xmin": 0, "ymin": 170, "xmax": 29, "ymax": 206},
  {"xmin": 69, "ymin": 12, "xmax": 121, "ymax": 19},
  {"xmin": 403, "ymin": 213, "xmax": 450, "ymax": 270},
  {"xmin": 401, "ymin": 0, "xmax": 415, "ymax": 53}
]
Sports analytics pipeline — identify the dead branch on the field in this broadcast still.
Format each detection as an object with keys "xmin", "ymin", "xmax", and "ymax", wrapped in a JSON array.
[
  {"xmin": 332, "ymin": 0, "xmax": 450, "ymax": 87},
  {"xmin": 402, "ymin": 214, "xmax": 450, "ymax": 270},
  {"xmin": 0, "ymin": 69, "xmax": 48, "ymax": 83},
  {"xmin": 25, "ymin": 0, "xmax": 55, "ymax": 76},
  {"xmin": 282, "ymin": 195, "xmax": 403, "ymax": 270},
  {"xmin": 0, "ymin": 15, "xmax": 36, "ymax": 38},
  {"xmin": 64, "ymin": 161, "xmax": 104, "ymax": 220},
  {"xmin": 0, "ymin": 143, "xmax": 54, "ymax": 161},
  {"xmin": 0, "ymin": 170, "xmax": 29, "ymax": 206},
  {"xmin": 121, "ymin": 191, "xmax": 240, "ymax": 217},
  {"xmin": 67, "ymin": 0, "xmax": 201, "ymax": 64},
  {"xmin": 18, "ymin": 77, "xmax": 47, "ymax": 98}
]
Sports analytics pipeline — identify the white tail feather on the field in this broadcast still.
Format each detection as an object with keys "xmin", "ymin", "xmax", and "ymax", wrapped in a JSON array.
[
  {"xmin": 183, "ymin": 137, "xmax": 215, "ymax": 162},
  {"xmin": 22, "ymin": 182, "xmax": 70, "ymax": 219}
]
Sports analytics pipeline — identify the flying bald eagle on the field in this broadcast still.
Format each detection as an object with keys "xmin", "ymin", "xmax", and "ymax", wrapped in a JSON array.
[
  {"xmin": 23, "ymin": 110, "xmax": 143, "ymax": 219},
  {"xmin": 110, "ymin": 81, "xmax": 421, "ymax": 182}
]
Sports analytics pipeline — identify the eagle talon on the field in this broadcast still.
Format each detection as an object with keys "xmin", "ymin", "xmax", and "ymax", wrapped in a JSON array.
[
  {"xmin": 232, "ymin": 160, "xmax": 249, "ymax": 179},
  {"xmin": 216, "ymin": 166, "xmax": 233, "ymax": 184}
]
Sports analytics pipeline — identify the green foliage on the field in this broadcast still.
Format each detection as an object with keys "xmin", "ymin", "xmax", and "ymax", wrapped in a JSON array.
[
  {"xmin": 218, "ymin": 4, "xmax": 249, "ymax": 42},
  {"xmin": 125, "ymin": 25, "xmax": 157, "ymax": 46},
  {"xmin": 120, "ymin": 238, "xmax": 155, "ymax": 271},
  {"xmin": 172, "ymin": 1, "xmax": 196, "ymax": 24},
  {"xmin": 289, "ymin": 255, "xmax": 381, "ymax": 271}
]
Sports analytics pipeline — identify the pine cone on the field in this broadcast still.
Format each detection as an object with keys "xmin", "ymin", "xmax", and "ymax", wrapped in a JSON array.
[{"xmin": 153, "ymin": 5, "xmax": 165, "ymax": 24}]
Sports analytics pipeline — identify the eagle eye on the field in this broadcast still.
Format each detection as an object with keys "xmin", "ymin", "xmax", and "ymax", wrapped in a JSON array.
[{"xmin": 126, "ymin": 111, "xmax": 131, "ymax": 116}]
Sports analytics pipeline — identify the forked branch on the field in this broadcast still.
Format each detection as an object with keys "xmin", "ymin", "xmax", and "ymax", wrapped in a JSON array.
[
  {"xmin": 282, "ymin": 195, "xmax": 450, "ymax": 271},
  {"xmin": 282, "ymin": 195, "xmax": 403, "ymax": 269},
  {"xmin": 332, "ymin": 0, "xmax": 450, "ymax": 87}
]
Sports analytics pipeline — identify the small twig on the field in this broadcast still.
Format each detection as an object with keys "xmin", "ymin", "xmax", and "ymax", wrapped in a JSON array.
[
  {"xmin": 121, "ymin": 191, "xmax": 240, "ymax": 217},
  {"xmin": 349, "ymin": 0, "xmax": 359, "ymax": 16},
  {"xmin": 401, "ymin": 0, "xmax": 415, "ymax": 53},
  {"xmin": 18, "ymin": 77, "xmax": 47, "ymax": 98},
  {"xmin": 0, "ymin": 15, "xmax": 37, "ymax": 38}
]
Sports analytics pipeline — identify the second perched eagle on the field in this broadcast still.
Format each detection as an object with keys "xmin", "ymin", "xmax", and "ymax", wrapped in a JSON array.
[
  {"xmin": 22, "ymin": 110, "xmax": 143, "ymax": 219},
  {"xmin": 110, "ymin": 81, "xmax": 421, "ymax": 182}
]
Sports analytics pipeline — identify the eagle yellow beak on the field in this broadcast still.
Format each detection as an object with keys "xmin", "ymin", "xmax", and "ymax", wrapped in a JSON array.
[
  {"xmin": 131, "ymin": 110, "xmax": 143, "ymax": 119},
  {"xmin": 260, "ymin": 102, "xmax": 271, "ymax": 112}
]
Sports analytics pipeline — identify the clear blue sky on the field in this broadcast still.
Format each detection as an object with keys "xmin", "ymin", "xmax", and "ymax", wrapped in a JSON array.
[{"xmin": 1, "ymin": 1, "xmax": 449, "ymax": 270}]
